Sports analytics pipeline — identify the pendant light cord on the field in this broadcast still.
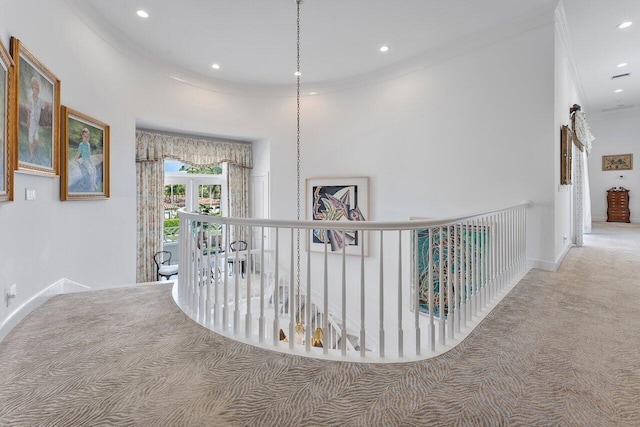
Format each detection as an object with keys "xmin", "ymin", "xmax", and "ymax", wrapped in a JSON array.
[{"xmin": 295, "ymin": 0, "xmax": 304, "ymax": 333}]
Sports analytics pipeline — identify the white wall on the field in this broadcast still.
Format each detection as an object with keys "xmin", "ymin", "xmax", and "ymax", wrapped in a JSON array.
[
  {"xmin": 0, "ymin": 0, "xmax": 282, "ymax": 325},
  {"xmin": 553, "ymin": 9, "xmax": 581, "ymax": 267},
  {"xmin": 293, "ymin": 24, "xmax": 556, "ymax": 269},
  {"xmin": 1, "ymin": 0, "xmax": 560, "ymax": 327},
  {"xmin": 588, "ymin": 113, "xmax": 640, "ymax": 222}
]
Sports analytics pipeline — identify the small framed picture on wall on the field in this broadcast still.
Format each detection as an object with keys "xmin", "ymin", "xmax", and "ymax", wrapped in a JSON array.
[{"xmin": 602, "ymin": 154, "xmax": 633, "ymax": 171}]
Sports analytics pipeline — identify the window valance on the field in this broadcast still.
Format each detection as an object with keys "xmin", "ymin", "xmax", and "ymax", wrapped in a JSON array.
[
  {"xmin": 135, "ymin": 130, "xmax": 253, "ymax": 169},
  {"xmin": 571, "ymin": 111, "xmax": 594, "ymax": 154}
]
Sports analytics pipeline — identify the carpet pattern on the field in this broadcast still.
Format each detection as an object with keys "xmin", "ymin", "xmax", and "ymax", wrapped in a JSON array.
[{"xmin": 0, "ymin": 222, "xmax": 639, "ymax": 426}]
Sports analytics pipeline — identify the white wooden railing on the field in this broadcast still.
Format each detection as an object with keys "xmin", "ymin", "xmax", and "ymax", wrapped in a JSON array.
[{"xmin": 174, "ymin": 202, "xmax": 529, "ymax": 362}]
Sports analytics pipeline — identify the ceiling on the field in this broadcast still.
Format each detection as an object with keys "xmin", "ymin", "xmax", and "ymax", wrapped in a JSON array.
[{"xmin": 69, "ymin": 0, "xmax": 639, "ymax": 116}]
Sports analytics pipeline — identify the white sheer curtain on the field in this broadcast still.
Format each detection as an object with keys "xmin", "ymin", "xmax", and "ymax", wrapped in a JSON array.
[
  {"xmin": 582, "ymin": 150, "xmax": 592, "ymax": 233},
  {"xmin": 572, "ymin": 110, "xmax": 594, "ymax": 246}
]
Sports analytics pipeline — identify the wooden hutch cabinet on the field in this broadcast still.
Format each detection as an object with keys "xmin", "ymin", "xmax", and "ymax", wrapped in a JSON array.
[{"xmin": 606, "ymin": 187, "xmax": 630, "ymax": 223}]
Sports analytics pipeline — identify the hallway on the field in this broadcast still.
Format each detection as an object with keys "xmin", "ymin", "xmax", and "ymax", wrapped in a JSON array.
[{"xmin": 0, "ymin": 222, "xmax": 639, "ymax": 426}]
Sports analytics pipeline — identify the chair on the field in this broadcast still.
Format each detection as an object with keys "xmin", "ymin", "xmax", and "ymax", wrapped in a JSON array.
[
  {"xmin": 227, "ymin": 240, "xmax": 248, "ymax": 277},
  {"xmin": 154, "ymin": 250, "xmax": 178, "ymax": 281}
]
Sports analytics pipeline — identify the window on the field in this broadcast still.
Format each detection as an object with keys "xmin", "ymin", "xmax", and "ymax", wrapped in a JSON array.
[
  {"xmin": 164, "ymin": 160, "xmax": 227, "ymax": 215},
  {"xmin": 163, "ymin": 160, "xmax": 227, "ymax": 244}
]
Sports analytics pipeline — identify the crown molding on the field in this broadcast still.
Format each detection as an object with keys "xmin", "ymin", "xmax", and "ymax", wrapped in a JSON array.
[{"xmin": 64, "ymin": 0, "xmax": 558, "ymax": 98}]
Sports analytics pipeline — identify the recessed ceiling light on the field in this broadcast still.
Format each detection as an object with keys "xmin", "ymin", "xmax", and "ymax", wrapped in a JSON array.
[
  {"xmin": 136, "ymin": 10, "xmax": 149, "ymax": 18},
  {"xmin": 379, "ymin": 45, "xmax": 389, "ymax": 52},
  {"xmin": 294, "ymin": 71, "xmax": 301, "ymax": 77},
  {"xmin": 615, "ymin": 89, "xmax": 624, "ymax": 93},
  {"xmin": 617, "ymin": 62, "xmax": 628, "ymax": 68},
  {"xmin": 617, "ymin": 21, "xmax": 632, "ymax": 29},
  {"xmin": 308, "ymin": 92, "xmax": 317, "ymax": 95},
  {"xmin": 211, "ymin": 63, "xmax": 220, "ymax": 70}
]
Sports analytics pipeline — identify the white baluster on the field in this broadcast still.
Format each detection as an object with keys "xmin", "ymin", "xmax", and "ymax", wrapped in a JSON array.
[
  {"xmin": 306, "ymin": 229, "xmax": 312, "ymax": 353},
  {"xmin": 428, "ymin": 228, "xmax": 435, "ymax": 352},
  {"xmin": 342, "ymin": 231, "xmax": 347, "ymax": 357},
  {"xmin": 273, "ymin": 228, "xmax": 280, "ymax": 346},
  {"xmin": 414, "ymin": 229, "xmax": 421, "ymax": 356},
  {"xmin": 361, "ymin": 229, "xmax": 366, "ymax": 358},
  {"xmin": 447, "ymin": 225, "xmax": 453, "ymax": 340},
  {"xmin": 234, "ymin": 226, "xmax": 241, "ymax": 335},
  {"xmin": 259, "ymin": 226, "xmax": 265, "ymax": 343},
  {"xmin": 323, "ymin": 233, "xmax": 329, "ymax": 355},
  {"xmin": 454, "ymin": 224, "xmax": 461, "ymax": 334},
  {"xmin": 438, "ymin": 227, "xmax": 445, "ymax": 346},
  {"xmin": 245, "ymin": 226, "xmax": 252, "ymax": 339},
  {"xmin": 379, "ymin": 231, "xmax": 385, "ymax": 358},
  {"xmin": 289, "ymin": 229, "xmax": 295, "ymax": 349},
  {"xmin": 397, "ymin": 230, "xmax": 403, "ymax": 357}
]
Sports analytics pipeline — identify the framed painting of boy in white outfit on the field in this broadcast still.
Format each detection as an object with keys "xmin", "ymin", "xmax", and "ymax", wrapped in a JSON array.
[{"xmin": 10, "ymin": 37, "xmax": 60, "ymax": 176}]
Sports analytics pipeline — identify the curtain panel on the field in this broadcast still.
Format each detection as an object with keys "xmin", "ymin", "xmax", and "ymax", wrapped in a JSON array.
[
  {"xmin": 571, "ymin": 111, "xmax": 595, "ymax": 246},
  {"xmin": 135, "ymin": 130, "xmax": 253, "ymax": 283}
]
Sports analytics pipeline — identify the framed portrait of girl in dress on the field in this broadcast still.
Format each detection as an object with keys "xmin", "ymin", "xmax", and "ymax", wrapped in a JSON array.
[
  {"xmin": 0, "ymin": 38, "xmax": 14, "ymax": 202},
  {"xmin": 60, "ymin": 106, "xmax": 110, "ymax": 201},
  {"xmin": 10, "ymin": 37, "xmax": 61, "ymax": 176}
]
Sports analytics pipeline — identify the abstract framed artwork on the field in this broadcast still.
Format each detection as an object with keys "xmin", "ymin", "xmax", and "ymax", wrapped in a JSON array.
[
  {"xmin": 10, "ymin": 37, "xmax": 61, "ymax": 176},
  {"xmin": 0, "ymin": 38, "xmax": 14, "ymax": 203},
  {"xmin": 602, "ymin": 154, "xmax": 632, "ymax": 171},
  {"xmin": 60, "ymin": 106, "xmax": 110, "ymax": 200},
  {"xmin": 306, "ymin": 177, "xmax": 369, "ymax": 256},
  {"xmin": 410, "ymin": 224, "xmax": 490, "ymax": 318}
]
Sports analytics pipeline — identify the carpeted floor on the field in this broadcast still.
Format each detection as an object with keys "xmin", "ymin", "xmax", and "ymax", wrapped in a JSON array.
[{"xmin": 1, "ymin": 222, "xmax": 639, "ymax": 426}]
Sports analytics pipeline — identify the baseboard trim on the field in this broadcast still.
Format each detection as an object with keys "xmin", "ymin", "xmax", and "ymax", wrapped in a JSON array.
[
  {"xmin": 0, "ymin": 278, "xmax": 91, "ymax": 342},
  {"xmin": 527, "ymin": 244, "xmax": 572, "ymax": 272}
]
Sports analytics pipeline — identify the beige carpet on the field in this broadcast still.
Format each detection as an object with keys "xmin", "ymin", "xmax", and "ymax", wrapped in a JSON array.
[{"xmin": 1, "ymin": 222, "xmax": 639, "ymax": 426}]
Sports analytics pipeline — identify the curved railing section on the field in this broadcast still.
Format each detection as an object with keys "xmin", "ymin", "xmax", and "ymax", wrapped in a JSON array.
[{"xmin": 174, "ymin": 202, "xmax": 529, "ymax": 362}]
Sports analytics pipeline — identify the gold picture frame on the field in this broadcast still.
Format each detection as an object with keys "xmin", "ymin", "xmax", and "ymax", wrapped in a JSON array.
[
  {"xmin": 60, "ymin": 106, "xmax": 110, "ymax": 200},
  {"xmin": 0, "ymin": 38, "xmax": 14, "ymax": 202},
  {"xmin": 602, "ymin": 154, "xmax": 633, "ymax": 171},
  {"xmin": 10, "ymin": 37, "xmax": 61, "ymax": 176},
  {"xmin": 560, "ymin": 125, "xmax": 573, "ymax": 185}
]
